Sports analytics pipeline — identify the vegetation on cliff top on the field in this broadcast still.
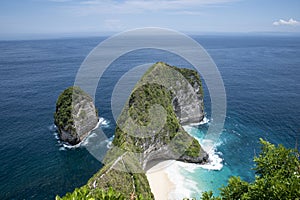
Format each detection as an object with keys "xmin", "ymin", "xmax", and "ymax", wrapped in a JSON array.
[
  {"xmin": 113, "ymin": 83, "xmax": 202, "ymax": 158},
  {"xmin": 171, "ymin": 65, "xmax": 204, "ymax": 97},
  {"xmin": 56, "ymin": 187, "xmax": 126, "ymax": 200}
]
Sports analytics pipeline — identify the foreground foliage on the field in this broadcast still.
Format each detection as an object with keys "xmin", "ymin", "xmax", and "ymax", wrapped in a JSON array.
[
  {"xmin": 201, "ymin": 139, "xmax": 300, "ymax": 200},
  {"xmin": 56, "ymin": 186, "xmax": 135, "ymax": 200}
]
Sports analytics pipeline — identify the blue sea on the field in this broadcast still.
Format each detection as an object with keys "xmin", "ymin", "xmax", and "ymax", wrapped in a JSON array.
[{"xmin": 0, "ymin": 35, "xmax": 299, "ymax": 199}]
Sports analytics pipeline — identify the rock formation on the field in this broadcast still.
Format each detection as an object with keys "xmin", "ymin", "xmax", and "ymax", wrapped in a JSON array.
[{"xmin": 54, "ymin": 86, "xmax": 98, "ymax": 145}]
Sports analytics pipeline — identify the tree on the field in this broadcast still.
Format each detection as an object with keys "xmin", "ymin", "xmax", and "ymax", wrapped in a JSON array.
[{"xmin": 201, "ymin": 139, "xmax": 300, "ymax": 200}]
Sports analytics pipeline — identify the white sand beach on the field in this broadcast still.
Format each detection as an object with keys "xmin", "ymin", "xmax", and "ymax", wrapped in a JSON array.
[
  {"xmin": 146, "ymin": 159, "xmax": 211, "ymax": 200},
  {"xmin": 146, "ymin": 161, "xmax": 176, "ymax": 200}
]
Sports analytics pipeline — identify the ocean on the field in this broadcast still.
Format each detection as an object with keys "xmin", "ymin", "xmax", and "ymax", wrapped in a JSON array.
[{"xmin": 0, "ymin": 35, "xmax": 299, "ymax": 199}]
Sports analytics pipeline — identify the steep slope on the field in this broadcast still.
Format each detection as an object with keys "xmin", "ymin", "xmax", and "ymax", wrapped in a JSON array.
[
  {"xmin": 110, "ymin": 62, "xmax": 207, "ymax": 168},
  {"xmin": 54, "ymin": 86, "xmax": 99, "ymax": 145}
]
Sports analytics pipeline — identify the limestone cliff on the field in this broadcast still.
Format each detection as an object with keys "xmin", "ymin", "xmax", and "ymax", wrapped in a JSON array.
[
  {"xmin": 54, "ymin": 86, "xmax": 98, "ymax": 145},
  {"xmin": 110, "ymin": 62, "xmax": 208, "ymax": 168},
  {"xmin": 171, "ymin": 66, "xmax": 204, "ymax": 125}
]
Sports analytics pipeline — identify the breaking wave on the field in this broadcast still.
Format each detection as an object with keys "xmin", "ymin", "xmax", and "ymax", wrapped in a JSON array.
[{"xmin": 50, "ymin": 117, "xmax": 110, "ymax": 151}]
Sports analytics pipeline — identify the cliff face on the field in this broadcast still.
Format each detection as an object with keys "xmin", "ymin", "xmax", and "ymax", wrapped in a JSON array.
[
  {"xmin": 171, "ymin": 67, "xmax": 204, "ymax": 125},
  {"xmin": 54, "ymin": 86, "xmax": 98, "ymax": 145}
]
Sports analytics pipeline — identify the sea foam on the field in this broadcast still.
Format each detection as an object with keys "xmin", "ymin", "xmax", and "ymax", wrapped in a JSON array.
[
  {"xmin": 165, "ymin": 161, "xmax": 203, "ymax": 199},
  {"xmin": 53, "ymin": 117, "xmax": 110, "ymax": 151},
  {"xmin": 189, "ymin": 116, "xmax": 210, "ymax": 126},
  {"xmin": 165, "ymin": 144, "xmax": 224, "ymax": 199},
  {"xmin": 166, "ymin": 117, "xmax": 224, "ymax": 198},
  {"xmin": 183, "ymin": 117, "xmax": 224, "ymax": 171}
]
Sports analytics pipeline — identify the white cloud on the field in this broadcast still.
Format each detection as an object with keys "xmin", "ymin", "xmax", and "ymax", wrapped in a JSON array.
[
  {"xmin": 72, "ymin": 0, "xmax": 239, "ymax": 15},
  {"xmin": 273, "ymin": 18, "xmax": 299, "ymax": 26}
]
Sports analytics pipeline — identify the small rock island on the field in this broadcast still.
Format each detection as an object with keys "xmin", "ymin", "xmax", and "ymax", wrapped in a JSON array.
[{"xmin": 54, "ymin": 86, "xmax": 98, "ymax": 145}]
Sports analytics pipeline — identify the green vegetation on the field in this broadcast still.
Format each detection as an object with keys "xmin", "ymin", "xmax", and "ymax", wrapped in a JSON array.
[
  {"xmin": 86, "ymin": 155, "xmax": 154, "ymax": 200},
  {"xmin": 112, "ymin": 62, "xmax": 204, "ymax": 158},
  {"xmin": 56, "ymin": 154, "xmax": 154, "ymax": 199},
  {"xmin": 56, "ymin": 186, "xmax": 126, "ymax": 200},
  {"xmin": 201, "ymin": 139, "xmax": 300, "ymax": 200},
  {"xmin": 171, "ymin": 65, "xmax": 204, "ymax": 97},
  {"xmin": 56, "ymin": 186, "xmax": 150, "ymax": 200},
  {"xmin": 54, "ymin": 86, "xmax": 75, "ymax": 131},
  {"xmin": 182, "ymin": 138, "xmax": 202, "ymax": 157},
  {"xmin": 142, "ymin": 62, "xmax": 203, "ymax": 98},
  {"xmin": 54, "ymin": 86, "xmax": 94, "ymax": 134},
  {"xmin": 113, "ymin": 82, "xmax": 202, "ymax": 158}
]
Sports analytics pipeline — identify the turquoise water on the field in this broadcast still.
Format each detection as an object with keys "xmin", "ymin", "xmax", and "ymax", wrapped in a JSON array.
[
  {"xmin": 180, "ymin": 125, "xmax": 239, "ymax": 198},
  {"xmin": 178, "ymin": 35, "xmax": 300, "ymax": 197},
  {"xmin": 0, "ymin": 35, "xmax": 299, "ymax": 199}
]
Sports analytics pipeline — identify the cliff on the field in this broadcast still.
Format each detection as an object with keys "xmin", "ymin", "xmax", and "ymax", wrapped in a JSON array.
[
  {"xmin": 111, "ymin": 62, "xmax": 207, "ymax": 169},
  {"xmin": 54, "ymin": 86, "xmax": 99, "ymax": 145},
  {"xmin": 57, "ymin": 62, "xmax": 208, "ymax": 199},
  {"xmin": 171, "ymin": 66, "xmax": 204, "ymax": 125}
]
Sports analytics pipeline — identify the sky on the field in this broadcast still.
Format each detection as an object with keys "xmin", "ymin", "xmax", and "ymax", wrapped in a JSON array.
[{"xmin": 0, "ymin": 0, "xmax": 300, "ymax": 39}]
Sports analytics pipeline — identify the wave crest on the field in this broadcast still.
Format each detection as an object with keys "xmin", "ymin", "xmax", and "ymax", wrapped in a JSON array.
[{"xmin": 51, "ymin": 117, "xmax": 110, "ymax": 151}]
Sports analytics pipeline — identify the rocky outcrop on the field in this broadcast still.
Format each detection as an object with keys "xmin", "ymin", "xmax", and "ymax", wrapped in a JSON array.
[
  {"xmin": 171, "ymin": 66, "xmax": 204, "ymax": 125},
  {"xmin": 113, "ymin": 62, "xmax": 207, "ymax": 169},
  {"xmin": 54, "ymin": 86, "xmax": 98, "ymax": 145}
]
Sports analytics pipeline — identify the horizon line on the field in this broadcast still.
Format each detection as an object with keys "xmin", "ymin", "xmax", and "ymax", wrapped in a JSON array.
[{"xmin": 1, "ymin": 31, "xmax": 300, "ymax": 41}]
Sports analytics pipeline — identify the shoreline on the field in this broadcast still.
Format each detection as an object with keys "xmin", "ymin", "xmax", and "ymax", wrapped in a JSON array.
[
  {"xmin": 146, "ymin": 161, "xmax": 176, "ymax": 200},
  {"xmin": 59, "ymin": 117, "xmax": 107, "ymax": 149},
  {"xmin": 146, "ymin": 160, "xmax": 201, "ymax": 200},
  {"xmin": 146, "ymin": 119, "xmax": 213, "ymax": 200}
]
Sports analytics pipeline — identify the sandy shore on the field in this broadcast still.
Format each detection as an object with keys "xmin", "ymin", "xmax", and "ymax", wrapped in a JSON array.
[{"xmin": 146, "ymin": 161, "xmax": 175, "ymax": 200}]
